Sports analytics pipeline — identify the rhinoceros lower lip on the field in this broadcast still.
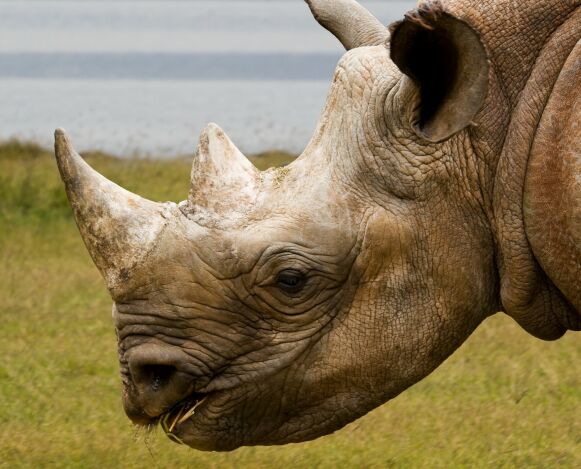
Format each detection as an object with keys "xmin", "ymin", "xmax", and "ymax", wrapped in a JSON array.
[{"xmin": 159, "ymin": 393, "xmax": 208, "ymax": 442}]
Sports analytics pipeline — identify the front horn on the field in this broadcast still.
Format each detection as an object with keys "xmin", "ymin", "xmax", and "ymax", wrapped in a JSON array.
[
  {"xmin": 54, "ymin": 129, "xmax": 176, "ymax": 292},
  {"xmin": 305, "ymin": 0, "xmax": 388, "ymax": 50}
]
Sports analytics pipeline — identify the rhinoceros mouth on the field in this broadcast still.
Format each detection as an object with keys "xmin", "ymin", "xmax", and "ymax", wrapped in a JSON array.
[{"xmin": 158, "ymin": 393, "xmax": 209, "ymax": 443}]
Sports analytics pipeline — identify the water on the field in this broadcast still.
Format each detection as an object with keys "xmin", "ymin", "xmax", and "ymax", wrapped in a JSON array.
[
  {"xmin": 3, "ymin": 78, "xmax": 330, "ymax": 156},
  {"xmin": 0, "ymin": 0, "xmax": 415, "ymax": 156}
]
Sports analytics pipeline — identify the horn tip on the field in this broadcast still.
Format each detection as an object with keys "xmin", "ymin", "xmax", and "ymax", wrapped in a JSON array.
[
  {"xmin": 203, "ymin": 122, "xmax": 224, "ymax": 138},
  {"xmin": 54, "ymin": 127, "xmax": 71, "ymax": 152},
  {"xmin": 54, "ymin": 128, "xmax": 83, "ymax": 178},
  {"xmin": 54, "ymin": 127, "xmax": 71, "ymax": 147},
  {"xmin": 197, "ymin": 122, "xmax": 230, "ymax": 157}
]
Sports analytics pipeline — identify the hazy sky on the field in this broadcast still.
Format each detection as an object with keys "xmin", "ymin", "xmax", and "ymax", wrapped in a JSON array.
[
  {"xmin": 0, "ymin": 0, "xmax": 417, "ymax": 155},
  {"xmin": 0, "ymin": 1, "xmax": 415, "ymax": 53}
]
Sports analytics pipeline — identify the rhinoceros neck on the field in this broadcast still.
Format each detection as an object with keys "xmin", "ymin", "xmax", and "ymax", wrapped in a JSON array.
[
  {"xmin": 447, "ymin": 0, "xmax": 578, "ymax": 109},
  {"xmin": 483, "ymin": 3, "xmax": 581, "ymax": 340},
  {"xmin": 442, "ymin": 0, "xmax": 580, "ymax": 215},
  {"xmin": 523, "ymin": 38, "xmax": 581, "ymax": 326}
]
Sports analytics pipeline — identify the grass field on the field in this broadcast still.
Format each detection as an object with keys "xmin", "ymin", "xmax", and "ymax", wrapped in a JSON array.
[{"xmin": 0, "ymin": 141, "xmax": 579, "ymax": 468}]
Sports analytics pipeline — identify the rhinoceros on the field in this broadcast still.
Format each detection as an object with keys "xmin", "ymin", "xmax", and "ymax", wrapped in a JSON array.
[{"xmin": 54, "ymin": 0, "xmax": 580, "ymax": 452}]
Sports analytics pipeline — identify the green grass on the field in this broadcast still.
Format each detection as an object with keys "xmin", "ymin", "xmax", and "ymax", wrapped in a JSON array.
[{"xmin": 0, "ymin": 141, "xmax": 579, "ymax": 468}]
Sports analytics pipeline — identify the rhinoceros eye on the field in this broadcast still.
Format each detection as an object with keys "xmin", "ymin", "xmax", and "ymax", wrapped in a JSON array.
[{"xmin": 275, "ymin": 269, "xmax": 307, "ymax": 294}]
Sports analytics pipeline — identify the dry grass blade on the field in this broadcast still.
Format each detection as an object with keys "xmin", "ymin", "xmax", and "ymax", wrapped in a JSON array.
[
  {"xmin": 168, "ymin": 406, "xmax": 186, "ymax": 433},
  {"xmin": 177, "ymin": 397, "xmax": 207, "ymax": 426}
]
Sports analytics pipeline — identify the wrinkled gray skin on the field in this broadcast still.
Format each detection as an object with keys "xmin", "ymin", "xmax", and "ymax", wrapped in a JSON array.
[{"xmin": 54, "ymin": 0, "xmax": 580, "ymax": 452}]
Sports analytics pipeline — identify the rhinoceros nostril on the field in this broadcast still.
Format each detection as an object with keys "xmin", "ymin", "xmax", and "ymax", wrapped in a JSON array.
[
  {"xmin": 139, "ymin": 364, "xmax": 176, "ymax": 392},
  {"xmin": 124, "ymin": 345, "xmax": 199, "ymax": 420}
]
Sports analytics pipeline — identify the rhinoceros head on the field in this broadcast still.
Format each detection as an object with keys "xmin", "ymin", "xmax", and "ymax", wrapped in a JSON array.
[{"xmin": 54, "ymin": 0, "xmax": 515, "ymax": 452}]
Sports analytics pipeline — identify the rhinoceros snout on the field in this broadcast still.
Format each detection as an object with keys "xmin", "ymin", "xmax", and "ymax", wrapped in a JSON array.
[{"xmin": 124, "ymin": 344, "xmax": 200, "ymax": 423}]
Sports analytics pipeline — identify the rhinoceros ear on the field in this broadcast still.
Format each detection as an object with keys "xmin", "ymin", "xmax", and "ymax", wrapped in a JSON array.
[
  {"xmin": 389, "ymin": 4, "xmax": 489, "ymax": 143},
  {"xmin": 306, "ymin": 0, "xmax": 388, "ymax": 50}
]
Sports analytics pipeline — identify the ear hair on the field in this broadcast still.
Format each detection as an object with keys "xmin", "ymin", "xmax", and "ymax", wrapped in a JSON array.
[{"xmin": 389, "ymin": 0, "xmax": 446, "ymax": 33}]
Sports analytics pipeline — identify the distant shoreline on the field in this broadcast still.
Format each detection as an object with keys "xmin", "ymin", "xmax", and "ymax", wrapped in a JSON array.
[
  {"xmin": 0, "ymin": 138, "xmax": 297, "ymax": 163},
  {"xmin": 0, "ymin": 52, "xmax": 341, "ymax": 82}
]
